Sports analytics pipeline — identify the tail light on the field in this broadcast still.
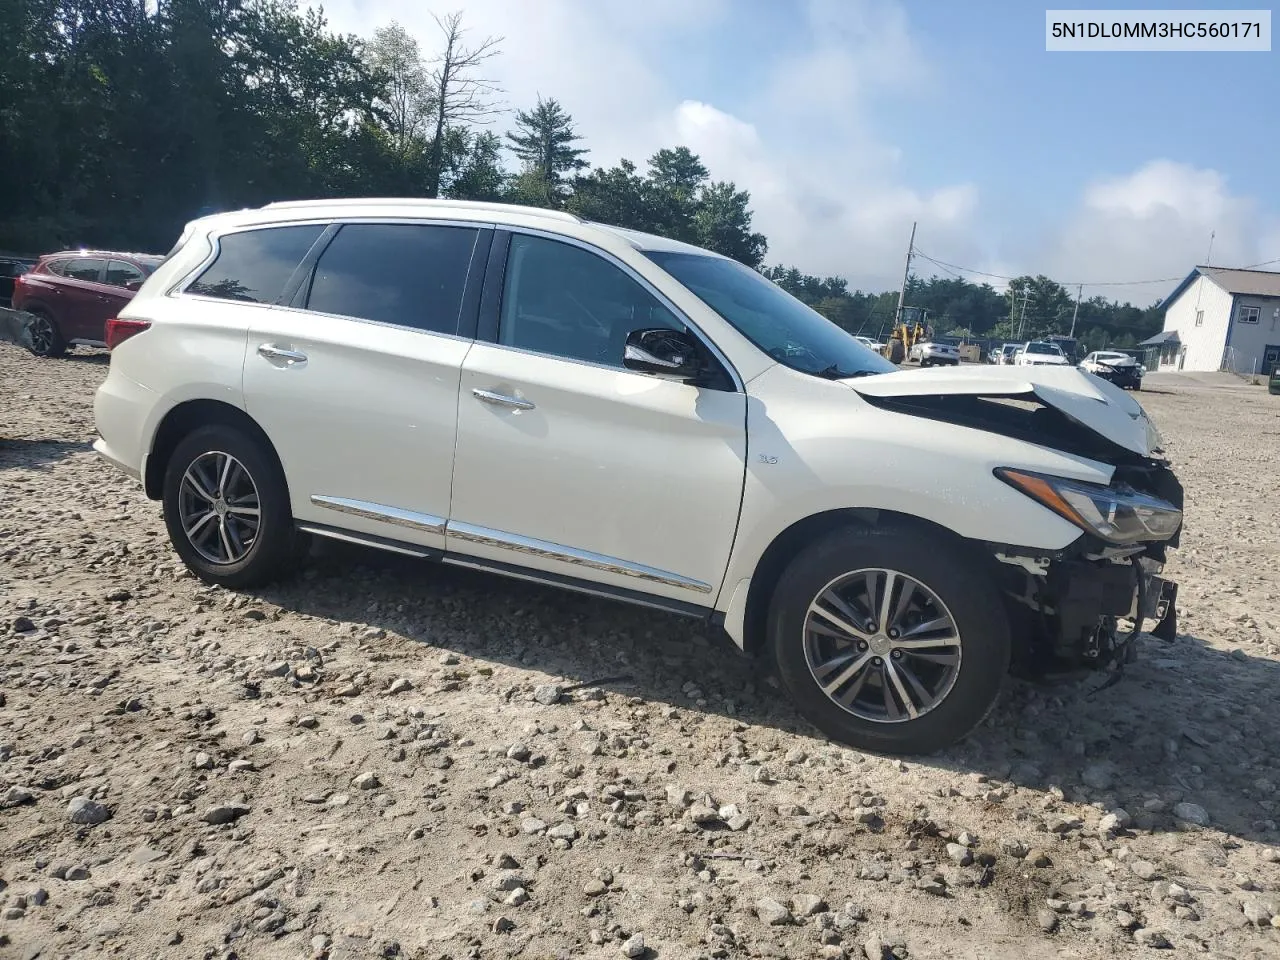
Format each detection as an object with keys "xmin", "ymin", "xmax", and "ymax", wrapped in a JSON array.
[{"xmin": 105, "ymin": 318, "xmax": 151, "ymax": 350}]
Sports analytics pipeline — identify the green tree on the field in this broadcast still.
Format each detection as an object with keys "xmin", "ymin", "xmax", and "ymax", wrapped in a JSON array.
[
  {"xmin": 693, "ymin": 181, "xmax": 767, "ymax": 267},
  {"xmin": 505, "ymin": 96, "xmax": 588, "ymax": 202},
  {"xmin": 647, "ymin": 146, "xmax": 708, "ymax": 241},
  {"xmin": 566, "ymin": 159, "xmax": 657, "ymax": 231},
  {"xmin": 445, "ymin": 130, "xmax": 507, "ymax": 201}
]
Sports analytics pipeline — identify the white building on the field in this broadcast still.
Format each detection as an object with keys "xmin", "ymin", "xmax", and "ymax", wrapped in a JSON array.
[{"xmin": 1143, "ymin": 266, "xmax": 1280, "ymax": 375}]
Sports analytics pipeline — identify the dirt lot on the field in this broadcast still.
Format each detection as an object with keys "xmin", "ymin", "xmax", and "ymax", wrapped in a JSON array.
[{"xmin": 1, "ymin": 345, "xmax": 1278, "ymax": 960}]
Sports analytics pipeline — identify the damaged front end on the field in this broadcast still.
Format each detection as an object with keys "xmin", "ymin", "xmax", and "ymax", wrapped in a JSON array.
[
  {"xmin": 992, "ymin": 460, "xmax": 1183, "ymax": 678},
  {"xmin": 849, "ymin": 366, "xmax": 1184, "ymax": 680}
]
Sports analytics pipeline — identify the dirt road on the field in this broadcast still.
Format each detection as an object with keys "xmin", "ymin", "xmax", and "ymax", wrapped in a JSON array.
[{"xmin": 2, "ymin": 346, "xmax": 1278, "ymax": 960}]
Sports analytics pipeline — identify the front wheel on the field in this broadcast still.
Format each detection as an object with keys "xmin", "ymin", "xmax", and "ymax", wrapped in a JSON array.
[
  {"xmin": 768, "ymin": 525, "xmax": 1011, "ymax": 755},
  {"xmin": 162, "ymin": 424, "xmax": 303, "ymax": 588}
]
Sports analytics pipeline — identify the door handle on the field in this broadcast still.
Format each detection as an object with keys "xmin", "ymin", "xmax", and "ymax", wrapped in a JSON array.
[
  {"xmin": 257, "ymin": 343, "xmax": 308, "ymax": 364},
  {"xmin": 472, "ymin": 387, "xmax": 535, "ymax": 411}
]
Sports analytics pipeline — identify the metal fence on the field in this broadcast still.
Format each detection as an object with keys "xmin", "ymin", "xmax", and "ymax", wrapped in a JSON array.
[{"xmin": 1221, "ymin": 347, "xmax": 1259, "ymax": 378}]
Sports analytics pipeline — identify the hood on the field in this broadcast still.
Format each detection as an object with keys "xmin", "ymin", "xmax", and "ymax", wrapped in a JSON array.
[
  {"xmin": 1097, "ymin": 355, "xmax": 1140, "ymax": 369},
  {"xmin": 846, "ymin": 364, "xmax": 1161, "ymax": 458},
  {"xmin": 1021, "ymin": 354, "xmax": 1070, "ymax": 364}
]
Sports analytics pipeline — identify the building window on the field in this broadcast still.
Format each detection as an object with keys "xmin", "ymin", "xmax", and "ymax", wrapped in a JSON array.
[
  {"xmin": 1238, "ymin": 305, "xmax": 1260, "ymax": 324},
  {"xmin": 1194, "ymin": 309, "xmax": 1204, "ymax": 326}
]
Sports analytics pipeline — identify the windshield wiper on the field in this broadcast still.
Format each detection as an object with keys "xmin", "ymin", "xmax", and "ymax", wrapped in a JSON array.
[{"xmin": 815, "ymin": 364, "xmax": 878, "ymax": 379}]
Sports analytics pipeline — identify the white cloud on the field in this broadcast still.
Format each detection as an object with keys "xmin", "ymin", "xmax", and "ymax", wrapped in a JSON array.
[{"xmin": 1039, "ymin": 161, "xmax": 1280, "ymax": 305}]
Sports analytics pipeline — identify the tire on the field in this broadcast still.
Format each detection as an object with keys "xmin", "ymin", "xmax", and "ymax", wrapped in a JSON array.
[
  {"xmin": 162, "ymin": 423, "xmax": 303, "ymax": 588},
  {"xmin": 768, "ymin": 524, "xmax": 1011, "ymax": 755},
  {"xmin": 25, "ymin": 306, "xmax": 66, "ymax": 358}
]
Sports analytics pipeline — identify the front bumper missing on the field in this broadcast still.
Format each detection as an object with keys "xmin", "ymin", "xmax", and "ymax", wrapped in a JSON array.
[{"xmin": 1002, "ymin": 550, "xmax": 1178, "ymax": 670}]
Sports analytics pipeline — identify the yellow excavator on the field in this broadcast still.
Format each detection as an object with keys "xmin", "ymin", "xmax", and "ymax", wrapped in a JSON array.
[{"xmin": 885, "ymin": 308, "xmax": 930, "ymax": 363}]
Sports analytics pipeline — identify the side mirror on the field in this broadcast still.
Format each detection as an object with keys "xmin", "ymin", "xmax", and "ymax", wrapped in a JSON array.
[
  {"xmin": 623, "ymin": 327, "xmax": 701, "ymax": 379},
  {"xmin": 124, "ymin": 278, "xmax": 143, "ymax": 291}
]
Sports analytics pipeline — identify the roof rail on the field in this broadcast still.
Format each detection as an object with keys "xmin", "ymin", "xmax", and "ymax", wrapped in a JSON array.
[{"xmin": 261, "ymin": 197, "xmax": 583, "ymax": 224}]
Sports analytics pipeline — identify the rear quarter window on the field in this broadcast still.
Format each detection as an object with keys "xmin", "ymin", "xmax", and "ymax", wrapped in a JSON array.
[{"xmin": 187, "ymin": 225, "xmax": 325, "ymax": 304}]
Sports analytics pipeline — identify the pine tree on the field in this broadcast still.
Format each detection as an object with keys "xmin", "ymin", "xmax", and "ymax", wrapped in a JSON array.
[{"xmin": 506, "ymin": 96, "xmax": 589, "ymax": 201}]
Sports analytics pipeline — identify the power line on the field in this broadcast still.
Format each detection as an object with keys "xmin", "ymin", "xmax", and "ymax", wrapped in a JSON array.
[{"xmin": 911, "ymin": 248, "xmax": 1280, "ymax": 290}]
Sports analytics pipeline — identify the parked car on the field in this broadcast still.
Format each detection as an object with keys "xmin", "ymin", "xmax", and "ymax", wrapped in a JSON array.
[
  {"xmin": 0, "ymin": 256, "xmax": 37, "ymax": 307},
  {"xmin": 12, "ymin": 250, "xmax": 164, "ymax": 356},
  {"xmin": 93, "ymin": 198, "xmax": 1184, "ymax": 755},
  {"xmin": 1080, "ymin": 350, "xmax": 1143, "ymax": 390},
  {"xmin": 996, "ymin": 343, "xmax": 1021, "ymax": 365},
  {"xmin": 1015, "ymin": 340, "xmax": 1071, "ymax": 367},
  {"xmin": 854, "ymin": 335, "xmax": 884, "ymax": 353},
  {"xmin": 907, "ymin": 340, "xmax": 961, "ymax": 367}
]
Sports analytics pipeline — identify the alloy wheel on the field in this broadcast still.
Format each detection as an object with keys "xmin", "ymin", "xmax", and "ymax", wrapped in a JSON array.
[
  {"xmin": 178, "ymin": 451, "xmax": 261, "ymax": 564},
  {"xmin": 28, "ymin": 314, "xmax": 54, "ymax": 354},
  {"xmin": 803, "ymin": 567, "xmax": 962, "ymax": 723}
]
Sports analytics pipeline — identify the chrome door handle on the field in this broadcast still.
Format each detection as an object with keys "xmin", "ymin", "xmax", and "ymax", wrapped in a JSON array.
[
  {"xmin": 257, "ymin": 343, "xmax": 308, "ymax": 364},
  {"xmin": 472, "ymin": 387, "xmax": 535, "ymax": 410}
]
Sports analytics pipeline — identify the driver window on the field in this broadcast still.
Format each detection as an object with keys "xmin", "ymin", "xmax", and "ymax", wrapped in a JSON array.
[{"xmin": 499, "ymin": 233, "xmax": 679, "ymax": 367}]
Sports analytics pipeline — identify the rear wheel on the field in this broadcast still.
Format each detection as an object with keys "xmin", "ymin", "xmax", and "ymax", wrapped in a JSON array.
[
  {"xmin": 25, "ymin": 307, "xmax": 66, "ymax": 358},
  {"xmin": 162, "ymin": 424, "xmax": 303, "ymax": 588},
  {"xmin": 768, "ymin": 525, "xmax": 1010, "ymax": 754}
]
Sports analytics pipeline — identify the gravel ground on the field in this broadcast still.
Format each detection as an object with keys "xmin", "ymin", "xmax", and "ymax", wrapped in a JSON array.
[{"xmin": 1, "ymin": 344, "xmax": 1278, "ymax": 960}]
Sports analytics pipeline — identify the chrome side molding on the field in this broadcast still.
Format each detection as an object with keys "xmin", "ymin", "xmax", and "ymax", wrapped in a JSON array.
[
  {"xmin": 307, "ymin": 498, "xmax": 711, "ymax": 595},
  {"xmin": 297, "ymin": 523, "xmax": 432, "ymax": 558},
  {"xmin": 447, "ymin": 521, "xmax": 713, "ymax": 594},
  {"xmin": 310, "ymin": 495, "xmax": 447, "ymax": 535}
]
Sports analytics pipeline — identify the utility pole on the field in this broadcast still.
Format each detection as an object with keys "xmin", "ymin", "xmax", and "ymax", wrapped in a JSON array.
[
  {"xmin": 1014, "ymin": 289, "xmax": 1031, "ymax": 339},
  {"xmin": 895, "ymin": 221, "xmax": 916, "ymax": 326},
  {"xmin": 1069, "ymin": 283, "xmax": 1082, "ymax": 338}
]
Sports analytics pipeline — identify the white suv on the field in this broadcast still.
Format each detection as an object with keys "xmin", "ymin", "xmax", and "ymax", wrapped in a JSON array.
[
  {"xmin": 1016, "ymin": 340, "xmax": 1071, "ymax": 366},
  {"xmin": 94, "ymin": 199, "xmax": 1184, "ymax": 754}
]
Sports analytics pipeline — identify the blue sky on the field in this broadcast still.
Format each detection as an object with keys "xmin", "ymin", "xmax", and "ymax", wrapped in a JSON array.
[{"xmin": 314, "ymin": 0, "xmax": 1279, "ymax": 304}]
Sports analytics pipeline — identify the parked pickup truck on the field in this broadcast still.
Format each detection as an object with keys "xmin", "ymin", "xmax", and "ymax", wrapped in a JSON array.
[{"xmin": 93, "ymin": 198, "xmax": 1184, "ymax": 754}]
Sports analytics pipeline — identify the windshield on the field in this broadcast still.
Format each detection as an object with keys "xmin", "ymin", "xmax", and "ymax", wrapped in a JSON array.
[
  {"xmin": 645, "ymin": 251, "xmax": 896, "ymax": 378},
  {"xmin": 1026, "ymin": 342, "xmax": 1062, "ymax": 355}
]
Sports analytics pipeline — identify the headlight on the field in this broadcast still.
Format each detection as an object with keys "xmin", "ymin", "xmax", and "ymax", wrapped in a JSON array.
[{"xmin": 996, "ymin": 468, "xmax": 1182, "ymax": 544}]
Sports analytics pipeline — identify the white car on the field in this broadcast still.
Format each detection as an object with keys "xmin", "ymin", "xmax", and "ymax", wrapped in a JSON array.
[
  {"xmin": 94, "ymin": 198, "xmax": 1184, "ymax": 754},
  {"xmin": 1015, "ymin": 341, "xmax": 1071, "ymax": 366},
  {"xmin": 854, "ymin": 335, "xmax": 883, "ymax": 353},
  {"xmin": 907, "ymin": 340, "xmax": 961, "ymax": 367},
  {"xmin": 1080, "ymin": 351, "xmax": 1144, "ymax": 390}
]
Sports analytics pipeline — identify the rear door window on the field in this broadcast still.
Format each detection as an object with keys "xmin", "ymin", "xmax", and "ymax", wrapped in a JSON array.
[
  {"xmin": 63, "ymin": 258, "xmax": 106, "ymax": 282},
  {"xmin": 188, "ymin": 225, "xmax": 325, "ymax": 304},
  {"xmin": 304, "ymin": 223, "xmax": 479, "ymax": 335},
  {"xmin": 104, "ymin": 260, "xmax": 144, "ymax": 288}
]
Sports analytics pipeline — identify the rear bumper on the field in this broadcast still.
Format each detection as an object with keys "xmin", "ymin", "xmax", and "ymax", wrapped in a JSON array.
[
  {"xmin": 93, "ymin": 438, "xmax": 141, "ymax": 482},
  {"xmin": 92, "ymin": 370, "xmax": 158, "ymax": 484}
]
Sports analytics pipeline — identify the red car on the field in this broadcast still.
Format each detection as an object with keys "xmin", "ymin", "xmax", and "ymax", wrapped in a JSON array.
[{"xmin": 13, "ymin": 250, "xmax": 163, "ymax": 356}]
